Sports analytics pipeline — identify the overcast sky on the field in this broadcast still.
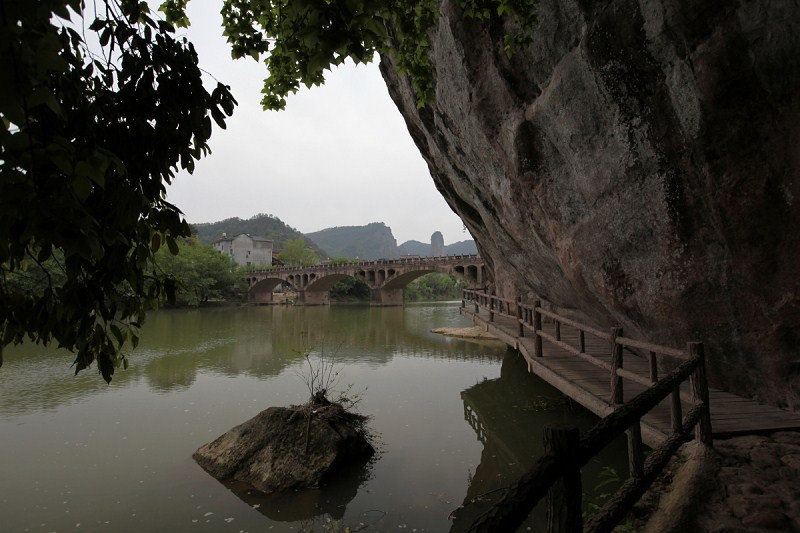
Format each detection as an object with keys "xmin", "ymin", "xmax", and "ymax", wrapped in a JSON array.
[{"xmin": 163, "ymin": 4, "xmax": 469, "ymax": 245}]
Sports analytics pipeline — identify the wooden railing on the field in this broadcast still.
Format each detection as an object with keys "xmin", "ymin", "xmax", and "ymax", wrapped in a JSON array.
[{"xmin": 460, "ymin": 289, "xmax": 712, "ymax": 532}]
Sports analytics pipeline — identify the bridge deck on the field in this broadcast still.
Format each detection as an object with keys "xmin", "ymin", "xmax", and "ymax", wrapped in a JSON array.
[{"xmin": 463, "ymin": 307, "xmax": 800, "ymax": 447}]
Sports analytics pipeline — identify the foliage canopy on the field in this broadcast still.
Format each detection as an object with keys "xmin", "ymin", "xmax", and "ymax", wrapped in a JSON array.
[
  {"xmin": 163, "ymin": 0, "xmax": 538, "ymax": 110},
  {"xmin": 404, "ymin": 272, "xmax": 465, "ymax": 302},
  {"xmin": 0, "ymin": 0, "xmax": 235, "ymax": 381},
  {"xmin": 154, "ymin": 237, "xmax": 243, "ymax": 306},
  {"xmin": 1, "ymin": 0, "xmax": 535, "ymax": 381},
  {"xmin": 277, "ymin": 237, "xmax": 320, "ymax": 267},
  {"xmin": 192, "ymin": 213, "xmax": 328, "ymax": 257}
]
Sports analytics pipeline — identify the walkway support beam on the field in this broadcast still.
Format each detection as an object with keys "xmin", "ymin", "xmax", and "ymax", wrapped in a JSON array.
[
  {"xmin": 545, "ymin": 426, "xmax": 582, "ymax": 533},
  {"xmin": 533, "ymin": 300, "xmax": 542, "ymax": 357},
  {"xmin": 689, "ymin": 342, "xmax": 713, "ymax": 447},
  {"xmin": 610, "ymin": 327, "xmax": 624, "ymax": 405}
]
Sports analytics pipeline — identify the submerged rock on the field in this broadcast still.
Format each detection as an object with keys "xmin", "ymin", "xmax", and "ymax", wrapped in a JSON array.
[
  {"xmin": 431, "ymin": 326, "xmax": 499, "ymax": 340},
  {"xmin": 193, "ymin": 402, "xmax": 374, "ymax": 493}
]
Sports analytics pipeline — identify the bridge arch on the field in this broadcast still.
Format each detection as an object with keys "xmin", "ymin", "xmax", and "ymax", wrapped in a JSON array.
[
  {"xmin": 382, "ymin": 268, "xmax": 438, "ymax": 290},
  {"xmin": 249, "ymin": 277, "xmax": 284, "ymax": 303},
  {"xmin": 453, "ymin": 264, "xmax": 484, "ymax": 286},
  {"xmin": 381, "ymin": 266, "xmax": 475, "ymax": 290}
]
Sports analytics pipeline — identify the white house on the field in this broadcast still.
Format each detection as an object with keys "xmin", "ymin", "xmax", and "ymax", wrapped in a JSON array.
[{"xmin": 213, "ymin": 233, "xmax": 273, "ymax": 266}]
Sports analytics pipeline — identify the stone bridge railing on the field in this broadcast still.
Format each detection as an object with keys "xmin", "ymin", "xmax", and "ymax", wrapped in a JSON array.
[{"xmin": 244, "ymin": 254, "xmax": 486, "ymax": 306}]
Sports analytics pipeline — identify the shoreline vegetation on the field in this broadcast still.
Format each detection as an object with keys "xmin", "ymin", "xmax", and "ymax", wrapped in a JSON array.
[{"xmin": 101, "ymin": 236, "xmax": 469, "ymax": 309}]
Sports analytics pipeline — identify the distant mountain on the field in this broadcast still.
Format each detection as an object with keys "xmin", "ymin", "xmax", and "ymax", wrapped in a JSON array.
[
  {"xmin": 397, "ymin": 240, "xmax": 429, "ymax": 256},
  {"xmin": 305, "ymin": 222, "xmax": 399, "ymax": 260},
  {"xmin": 192, "ymin": 214, "xmax": 327, "ymax": 256},
  {"xmin": 192, "ymin": 215, "xmax": 477, "ymax": 261},
  {"xmin": 397, "ymin": 239, "xmax": 478, "ymax": 257},
  {"xmin": 445, "ymin": 240, "xmax": 478, "ymax": 255}
]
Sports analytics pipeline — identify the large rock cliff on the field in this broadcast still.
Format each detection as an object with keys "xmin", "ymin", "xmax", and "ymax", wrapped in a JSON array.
[{"xmin": 380, "ymin": 0, "xmax": 800, "ymax": 406}]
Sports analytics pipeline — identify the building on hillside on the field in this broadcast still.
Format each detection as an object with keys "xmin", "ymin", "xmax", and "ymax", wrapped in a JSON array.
[{"xmin": 213, "ymin": 233, "xmax": 273, "ymax": 266}]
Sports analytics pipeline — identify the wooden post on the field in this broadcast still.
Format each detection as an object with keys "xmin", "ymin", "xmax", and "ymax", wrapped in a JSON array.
[
  {"xmin": 626, "ymin": 421, "xmax": 644, "ymax": 479},
  {"xmin": 579, "ymin": 331, "xmax": 585, "ymax": 353},
  {"xmin": 489, "ymin": 294, "xmax": 495, "ymax": 322},
  {"xmin": 610, "ymin": 327, "xmax": 623, "ymax": 405},
  {"xmin": 688, "ymin": 342, "xmax": 713, "ymax": 447},
  {"xmin": 555, "ymin": 320, "xmax": 561, "ymax": 341},
  {"xmin": 648, "ymin": 351, "xmax": 658, "ymax": 384},
  {"xmin": 517, "ymin": 297, "xmax": 524, "ymax": 338},
  {"xmin": 544, "ymin": 426, "xmax": 583, "ymax": 533},
  {"xmin": 534, "ymin": 300, "xmax": 543, "ymax": 357},
  {"xmin": 670, "ymin": 387, "xmax": 683, "ymax": 434}
]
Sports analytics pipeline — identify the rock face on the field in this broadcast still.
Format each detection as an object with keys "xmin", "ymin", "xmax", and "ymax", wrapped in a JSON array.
[
  {"xmin": 193, "ymin": 404, "xmax": 374, "ymax": 493},
  {"xmin": 431, "ymin": 231, "xmax": 445, "ymax": 256},
  {"xmin": 380, "ymin": 0, "xmax": 800, "ymax": 405},
  {"xmin": 693, "ymin": 433, "xmax": 800, "ymax": 532},
  {"xmin": 306, "ymin": 222, "xmax": 399, "ymax": 260}
]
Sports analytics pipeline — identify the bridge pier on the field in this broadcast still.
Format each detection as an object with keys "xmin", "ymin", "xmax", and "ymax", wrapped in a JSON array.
[
  {"xmin": 370, "ymin": 288, "xmax": 404, "ymax": 307},
  {"xmin": 298, "ymin": 290, "xmax": 330, "ymax": 306}
]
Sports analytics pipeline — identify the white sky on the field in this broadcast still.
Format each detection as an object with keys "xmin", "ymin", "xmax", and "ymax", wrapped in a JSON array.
[{"xmin": 163, "ymin": 3, "xmax": 469, "ymax": 245}]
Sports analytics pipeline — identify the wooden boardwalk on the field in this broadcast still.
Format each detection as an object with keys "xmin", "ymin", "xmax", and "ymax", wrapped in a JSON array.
[{"xmin": 462, "ymin": 306, "xmax": 800, "ymax": 447}]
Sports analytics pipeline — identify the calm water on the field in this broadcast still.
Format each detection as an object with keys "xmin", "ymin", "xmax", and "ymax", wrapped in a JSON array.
[{"xmin": 1, "ymin": 303, "xmax": 627, "ymax": 532}]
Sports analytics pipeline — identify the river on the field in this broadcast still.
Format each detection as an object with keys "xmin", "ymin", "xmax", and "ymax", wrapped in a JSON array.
[{"xmin": 0, "ymin": 303, "xmax": 628, "ymax": 532}]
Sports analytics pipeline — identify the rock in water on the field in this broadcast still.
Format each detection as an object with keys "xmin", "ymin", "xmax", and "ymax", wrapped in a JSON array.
[
  {"xmin": 380, "ymin": 0, "xmax": 800, "ymax": 406},
  {"xmin": 193, "ymin": 403, "xmax": 374, "ymax": 493}
]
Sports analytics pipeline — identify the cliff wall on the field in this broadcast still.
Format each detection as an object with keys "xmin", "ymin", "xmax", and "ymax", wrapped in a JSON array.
[{"xmin": 380, "ymin": 0, "xmax": 800, "ymax": 405}]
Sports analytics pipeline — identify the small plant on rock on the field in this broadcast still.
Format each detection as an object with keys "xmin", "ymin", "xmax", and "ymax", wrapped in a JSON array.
[
  {"xmin": 298, "ymin": 342, "xmax": 367, "ymax": 412},
  {"xmin": 293, "ymin": 342, "xmax": 373, "ymax": 452}
]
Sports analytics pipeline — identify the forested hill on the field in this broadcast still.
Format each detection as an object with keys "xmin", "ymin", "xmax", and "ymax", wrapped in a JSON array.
[
  {"xmin": 305, "ymin": 222, "xmax": 399, "ymax": 260},
  {"xmin": 193, "ymin": 215, "xmax": 477, "ymax": 260},
  {"xmin": 445, "ymin": 240, "xmax": 479, "ymax": 255},
  {"xmin": 398, "ymin": 239, "xmax": 478, "ymax": 256},
  {"xmin": 192, "ymin": 214, "xmax": 326, "ymax": 256},
  {"xmin": 305, "ymin": 222, "xmax": 478, "ymax": 260}
]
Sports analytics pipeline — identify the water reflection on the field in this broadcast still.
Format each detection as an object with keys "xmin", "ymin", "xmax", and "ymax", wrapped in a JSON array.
[
  {"xmin": 451, "ymin": 352, "xmax": 630, "ymax": 531},
  {"xmin": 221, "ymin": 451, "xmax": 374, "ymax": 522},
  {"xmin": 0, "ymin": 304, "xmax": 630, "ymax": 532},
  {"xmin": 0, "ymin": 304, "xmax": 493, "ymax": 418}
]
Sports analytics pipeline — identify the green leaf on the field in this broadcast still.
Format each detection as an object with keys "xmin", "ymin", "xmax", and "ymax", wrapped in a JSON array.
[
  {"xmin": 167, "ymin": 237, "xmax": 179, "ymax": 255},
  {"xmin": 110, "ymin": 324, "xmax": 124, "ymax": 346},
  {"xmin": 72, "ymin": 176, "xmax": 92, "ymax": 200},
  {"xmin": 210, "ymin": 105, "xmax": 227, "ymax": 129}
]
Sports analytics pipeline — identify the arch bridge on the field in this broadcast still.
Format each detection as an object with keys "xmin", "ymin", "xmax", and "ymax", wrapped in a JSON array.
[{"xmin": 245, "ymin": 255, "xmax": 486, "ymax": 306}]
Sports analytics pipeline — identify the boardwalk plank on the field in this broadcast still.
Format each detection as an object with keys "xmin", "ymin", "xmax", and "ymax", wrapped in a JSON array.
[{"xmin": 462, "ymin": 306, "xmax": 800, "ymax": 445}]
